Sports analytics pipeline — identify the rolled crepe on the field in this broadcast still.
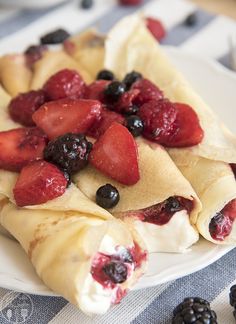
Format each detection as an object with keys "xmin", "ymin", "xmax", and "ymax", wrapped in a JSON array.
[
  {"xmin": 0, "ymin": 54, "xmax": 32, "ymax": 96},
  {"xmin": 74, "ymin": 139, "xmax": 201, "ymax": 253},
  {"xmin": 64, "ymin": 29, "xmax": 105, "ymax": 80},
  {"xmin": 104, "ymin": 15, "xmax": 236, "ymax": 163},
  {"xmin": 30, "ymin": 50, "xmax": 93, "ymax": 90},
  {"xmin": 173, "ymin": 154, "xmax": 236, "ymax": 244}
]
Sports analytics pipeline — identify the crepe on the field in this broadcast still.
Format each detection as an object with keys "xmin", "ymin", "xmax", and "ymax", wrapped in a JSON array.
[
  {"xmin": 0, "ymin": 54, "xmax": 32, "ymax": 96},
  {"xmin": 104, "ymin": 15, "xmax": 236, "ymax": 164},
  {"xmin": 30, "ymin": 50, "xmax": 93, "ymax": 90},
  {"xmin": 74, "ymin": 139, "xmax": 201, "ymax": 253}
]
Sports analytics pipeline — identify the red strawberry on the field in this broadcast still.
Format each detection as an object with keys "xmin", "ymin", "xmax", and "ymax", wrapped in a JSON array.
[
  {"xmin": 84, "ymin": 80, "xmax": 111, "ymax": 102},
  {"xmin": 138, "ymin": 99, "xmax": 177, "ymax": 143},
  {"xmin": 0, "ymin": 127, "xmax": 47, "ymax": 172},
  {"xmin": 89, "ymin": 122, "xmax": 140, "ymax": 185},
  {"xmin": 8, "ymin": 90, "xmax": 47, "ymax": 127},
  {"xmin": 146, "ymin": 17, "xmax": 166, "ymax": 41},
  {"xmin": 88, "ymin": 108, "xmax": 125, "ymax": 138},
  {"xmin": 162, "ymin": 103, "xmax": 204, "ymax": 147},
  {"xmin": 13, "ymin": 160, "xmax": 67, "ymax": 206},
  {"xmin": 43, "ymin": 69, "xmax": 85, "ymax": 100},
  {"xmin": 32, "ymin": 98, "xmax": 102, "ymax": 140},
  {"xmin": 119, "ymin": 0, "xmax": 143, "ymax": 5},
  {"xmin": 131, "ymin": 78, "xmax": 163, "ymax": 106}
]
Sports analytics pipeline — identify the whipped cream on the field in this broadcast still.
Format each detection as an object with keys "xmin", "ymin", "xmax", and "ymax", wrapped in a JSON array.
[{"xmin": 133, "ymin": 210, "xmax": 199, "ymax": 253}]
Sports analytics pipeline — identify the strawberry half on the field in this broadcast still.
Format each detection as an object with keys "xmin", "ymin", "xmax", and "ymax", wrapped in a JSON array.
[
  {"xmin": 13, "ymin": 160, "xmax": 67, "ymax": 206},
  {"xmin": 0, "ymin": 127, "xmax": 47, "ymax": 172},
  {"xmin": 89, "ymin": 122, "xmax": 140, "ymax": 185},
  {"xmin": 162, "ymin": 103, "xmax": 204, "ymax": 147},
  {"xmin": 32, "ymin": 98, "xmax": 102, "ymax": 140}
]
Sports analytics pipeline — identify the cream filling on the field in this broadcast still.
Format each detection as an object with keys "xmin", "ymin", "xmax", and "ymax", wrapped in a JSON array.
[
  {"xmin": 132, "ymin": 210, "xmax": 199, "ymax": 253},
  {"xmin": 79, "ymin": 235, "xmax": 134, "ymax": 315}
]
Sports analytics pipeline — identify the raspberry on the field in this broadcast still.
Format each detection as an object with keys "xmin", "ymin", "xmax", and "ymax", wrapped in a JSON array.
[
  {"xmin": 138, "ymin": 99, "xmax": 177, "ymax": 143},
  {"xmin": 44, "ymin": 133, "xmax": 92, "ymax": 174},
  {"xmin": 43, "ymin": 69, "xmax": 85, "ymax": 100},
  {"xmin": 146, "ymin": 17, "xmax": 166, "ymax": 41},
  {"xmin": 119, "ymin": 0, "xmax": 143, "ymax": 5},
  {"xmin": 131, "ymin": 78, "xmax": 163, "ymax": 106},
  {"xmin": 8, "ymin": 90, "xmax": 47, "ymax": 127},
  {"xmin": 84, "ymin": 80, "xmax": 111, "ymax": 102}
]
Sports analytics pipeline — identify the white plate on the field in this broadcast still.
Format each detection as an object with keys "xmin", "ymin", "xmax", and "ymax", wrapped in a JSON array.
[
  {"xmin": 0, "ymin": 47, "xmax": 235, "ymax": 295},
  {"xmin": 0, "ymin": 0, "xmax": 67, "ymax": 9}
]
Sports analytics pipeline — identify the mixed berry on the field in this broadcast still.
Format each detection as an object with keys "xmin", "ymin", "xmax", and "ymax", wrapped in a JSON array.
[{"xmin": 96, "ymin": 184, "xmax": 120, "ymax": 209}]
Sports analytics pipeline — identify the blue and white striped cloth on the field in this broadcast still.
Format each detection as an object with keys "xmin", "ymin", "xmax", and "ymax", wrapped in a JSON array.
[{"xmin": 0, "ymin": 0, "xmax": 236, "ymax": 323}]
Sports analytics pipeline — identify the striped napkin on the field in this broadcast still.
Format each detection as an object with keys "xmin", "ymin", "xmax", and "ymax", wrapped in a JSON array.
[{"xmin": 0, "ymin": 0, "xmax": 236, "ymax": 323}]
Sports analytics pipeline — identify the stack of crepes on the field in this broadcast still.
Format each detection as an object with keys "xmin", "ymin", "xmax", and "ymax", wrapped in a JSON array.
[{"xmin": 0, "ymin": 65, "xmax": 147, "ymax": 315}]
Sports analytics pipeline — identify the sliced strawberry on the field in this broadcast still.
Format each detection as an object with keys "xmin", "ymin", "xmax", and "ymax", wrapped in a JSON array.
[
  {"xmin": 146, "ymin": 17, "xmax": 166, "ymax": 41},
  {"xmin": 89, "ymin": 122, "xmax": 140, "ymax": 185},
  {"xmin": 131, "ymin": 78, "xmax": 163, "ymax": 106},
  {"xmin": 88, "ymin": 108, "xmax": 125, "ymax": 138},
  {"xmin": 0, "ymin": 127, "xmax": 47, "ymax": 172},
  {"xmin": 32, "ymin": 98, "xmax": 102, "ymax": 140},
  {"xmin": 162, "ymin": 103, "xmax": 204, "ymax": 147},
  {"xmin": 8, "ymin": 90, "xmax": 47, "ymax": 127},
  {"xmin": 43, "ymin": 69, "xmax": 85, "ymax": 100},
  {"xmin": 13, "ymin": 160, "xmax": 67, "ymax": 206},
  {"xmin": 84, "ymin": 80, "xmax": 111, "ymax": 102}
]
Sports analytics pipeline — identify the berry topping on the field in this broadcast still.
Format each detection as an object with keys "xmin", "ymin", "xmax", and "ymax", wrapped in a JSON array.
[
  {"xmin": 24, "ymin": 45, "xmax": 48, "ymax": 68},
  {"xmin": 89, "ymin": 122, "xmax": 140, "ymax": 185},
  {"xmin": 0, "ymin": 127, "xmax": 47, "ymax": 172},
  {"xmin": 103, "ymin": 262, "xmax": 128, "ymax": 284},
  {"xmin": 230, "ymin": 285, "xmax": 236, "ymax": 307},
  {"xmin": 125, "ymin": 115, "xmax": 143, "ymax": 137},
  {"xmin": 209, "ymin": 199, "xmax": 236, "ymax": 241},
  {"xmin": 88, "ymin": 108, "xmax": 125, "ymax": 139},
  {"xmin": 184, "ymin": 13, "xmax": 198, "ymax": 27},
  {"xmin": 8, "ymin": 90, "xmax": 47, "ymax": 127},
  {"xmin": 84, "ymin": 80, "xmax": 111, "ymax": 102},
  {"xmin": 40, "ymin": 28, "xmax": 70, "ymax": 45},
  {"xmin": 123, "ymin": 71, "xmax": 142, "ymax": 90},
  {"xmin": 44, "ymin": 133, "xmax": 92, "ymax": 175},
  {"xmin": 81, "ymin": 0, "xmax": 93, "ymax": 9},
  {"xmin": 96, "ymin": 184, "xmax": 120, "ymax": 209},
  {"xmin": 113, "ymin": 88, "xmax": 140, "ymax": 114},
  {"xmin": 43, "ymin": 69, "xmax": 85, "ymax": 100},
  {"xmin": 119, "ymin": 0, "xmax": 143, "ymax": 5},
  {"xmin": 165, "ymin": 197, "xmax": 182, "ymax": 213},
  {"xmin": 13, "ymin": 161, "xmax": 68, "ymax": 207},
  {"xmin": 172, "ymin": 297, "xmax": 217, "ymax": 324},
  {"xmin": 138, "ymin": 99, "xmax": 177, "ymax": 143},
  {"xmin": 146, "ymin": 17, "xmax": 166, "ymax": 41},
  {"xmin": 162, "ymin": 103, "xmax": 204, "ymax": 147},
  {"xmin": 33, "ymin": 98, "xmax": 101, "ymax": 140},
  {"xmin": 131, "ymin": 78, "xmax": 163, "ymax": 106},
  {"xmin": 124, "ymin": 105, "xmax": 139, "ymax": 116},
  {"xmin": 96, "ymin": 69, "xmax": 115, "ymax": 81},
  {"xmin": 104, "ymin": 81, "xmax": 126, "ymax": 103}
]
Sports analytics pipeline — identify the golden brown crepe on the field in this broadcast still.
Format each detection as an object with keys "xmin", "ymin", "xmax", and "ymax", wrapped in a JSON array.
[{"xmin": 74, "ymin": 139, "xmax": 201, "ymax": 253}]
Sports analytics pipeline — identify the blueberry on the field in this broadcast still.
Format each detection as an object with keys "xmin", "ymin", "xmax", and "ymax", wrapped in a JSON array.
[
  {"xmin": 123, "ymin": 71, "xmax": 142, "ymax": 90},
  {"xmin": 96, "ymin": 184, "xmax": 120, "ymax": 209},
  {"xmin": 125, "ymin": 115, "xmax": 143, "ymax": 137},
  {"xmin": 96, "ymin": 69, "xmax": 114, "ymax": 81},
  {"xmin": 165, "ymin": 197, "xmax": 181, "ymax": 213},
  {"xmin": 40, "ymin": 28, "xmax": 70, "ymax": 45},
  {"xmin": 81, "ymin": 0, "xmax": 93, "ymax": 9},
  {"xmin": 104, "ymin": 81, "xmax": 125, "ymax": 102},
  {"xmin": 103, "ymin": 261, "xmax": 128, "ymax": 284},
  {"xmin": 184, "ymin": 13, "xmax": 197, "ymax": 27}
]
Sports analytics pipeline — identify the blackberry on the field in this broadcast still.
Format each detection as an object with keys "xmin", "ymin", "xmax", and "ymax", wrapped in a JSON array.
[
  {"xmin": 96, "ymin": 69, "xmax": 114, "ymax": 81},
  {"xmin": 81, "ymin": 0, "xmax": 93, "ymax": 9},
  {"xmin": 230, "ymin": 285, "xmax": 236, "ymax": 308},
  {"xmin": 123, "ymin": 71, "xmax": 142, "ymax": 90},
  {"xmin": 165, "ymin": 197, "xmax": 182, "ymax": 213},
  {"xmin": 125, "ymin": 115, "xmax": 143, "ymax": 137},
  {"xmin": 96, "ymin": 184, "xmax": 120, "ymax": 209},
  {"xmin": 103, "ymin": 261, "xmax": 128, "ymax": 284},
  {"xmin": 172, "ymin": 297, "xmax": 217, "ymax": 324},
  {"xmin": 184, "ymin": 13, "xmax": 197, "ymax": 27},
  {"xmin": 104, "ymin": 81, "xmax": 126, "ymax": 102},
  {"xmin": 40, "ymin": 28, "xmax": 70, "ymax": 45},
  {"xmin": 44, "ymin": 133, "xmax": 92, "ymax": 175}
]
